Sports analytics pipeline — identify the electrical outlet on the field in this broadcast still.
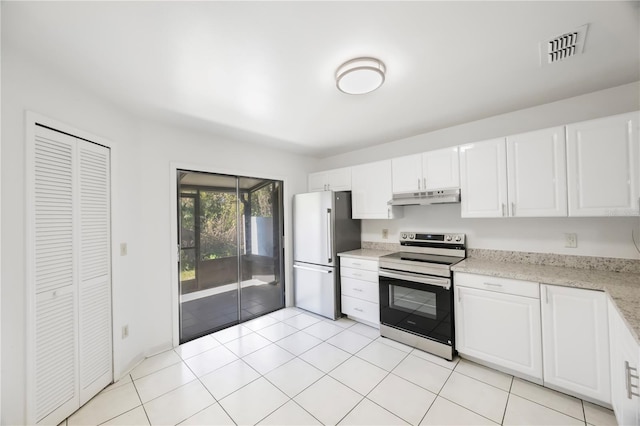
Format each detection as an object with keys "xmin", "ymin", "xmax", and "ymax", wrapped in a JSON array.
[
  {"xmin": 122, "ymin": 325, "xmax": 129, "ymax": 339},
  {"xmin": 382, "ymin": 229, "xmax": 389, "ymax": 239},
  {"xmin": 564, "ymin": 233, "xmax": 578, "ymax": 248},
  {"xmin": 120, "ymin": 243, "xmax": 128, "ymax": 256}
]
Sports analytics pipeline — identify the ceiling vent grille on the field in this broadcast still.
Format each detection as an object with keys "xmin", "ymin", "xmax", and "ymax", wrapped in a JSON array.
[{"xmin": 541, "ymin": 24, "xmax": 588, "ymax": 66}]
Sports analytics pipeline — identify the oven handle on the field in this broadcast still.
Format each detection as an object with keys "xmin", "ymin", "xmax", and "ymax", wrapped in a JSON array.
[{"xmin": 379, "ymin": 269, "xmax": 451, "ymax": 290}]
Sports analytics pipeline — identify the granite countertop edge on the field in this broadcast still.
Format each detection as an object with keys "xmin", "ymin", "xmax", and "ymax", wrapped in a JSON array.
[
  {"xmin": 452, "ymin": 258, "xmax": 640, "ymax": 344},
  {"xmin": 337, "ymin": 248, "xmax": 394, "ymax": 260}
]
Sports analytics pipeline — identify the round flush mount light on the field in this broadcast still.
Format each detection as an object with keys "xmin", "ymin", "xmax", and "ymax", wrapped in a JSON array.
[{"xmin": 335, "ymin": 57, "xmax": 386, "ymax": 95}]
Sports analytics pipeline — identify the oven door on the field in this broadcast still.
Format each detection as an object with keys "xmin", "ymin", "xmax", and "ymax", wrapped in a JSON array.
[{"xmin": 379, "ymin": 269, "xmax": 453, "ymax": 346}]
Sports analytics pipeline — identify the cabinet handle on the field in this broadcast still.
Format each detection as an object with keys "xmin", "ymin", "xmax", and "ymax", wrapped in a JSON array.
[
  {"xmin": 423, "ymin": 177, "xmax": 426, "ymax": 190},
  {"xmin": 352, "ymin": 273, "xmax": 362, "ymax": 277},
  {"xmin": 502, "ymin": 203, "xmax": 506, "ymax": 217},
  {"xmin": 511, "ymin": 202, "xmax": 515, "ymax": 216},
  {"xmin": 545, "ymin": 287, "xmax": 549, "ymax": 304},
  {"xmin": 457, "ymin": 290, "xmax": 461, "ymax": 302},
  {"xmin": 354, "ymin": 308, "xmax": 364, "ymax": 312},
  {"xmin": 353, "ymin": 288, "xmax": 363, "ymax": 292},
  {"xmin": 484, "ymin": 282, "xmax": 503, "ymax": 288},
  {"xmin": 417, "ymin": 178, "xmax": 421, "ymax": 190},
  {"xmin": 626, "ymin": 361, "xmax": 640, "ymax": 399}
]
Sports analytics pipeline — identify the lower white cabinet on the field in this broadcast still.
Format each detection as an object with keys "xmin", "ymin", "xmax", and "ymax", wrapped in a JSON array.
[
  {"xmin": 608, "ymin": 299, "xmax": 640, "ymax": 426},
  {"xmin": 454, "ymin": 273, "xmax": 542, "ymax": 381},
  {"xmin": 340, "ymin": 256, "xmax": 380, "ymax": 325},
  {"xmin": 541, "ymin": 284, "xmax": 611, "ymax": 404}
]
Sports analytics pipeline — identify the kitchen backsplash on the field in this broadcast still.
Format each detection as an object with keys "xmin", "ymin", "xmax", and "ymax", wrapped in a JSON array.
[{"xmin": 361, "ymin": 241, "xmax": 640, "ymax": 274}]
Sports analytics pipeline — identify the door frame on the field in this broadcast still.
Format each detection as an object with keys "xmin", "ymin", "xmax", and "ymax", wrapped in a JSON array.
[
  {"xmin": 169, "ymin": 162, "xmax": 290, "ymax": 348},
  {"xmin": 25, "ymin": 111, "xmax": 119, "ymax": 425}
]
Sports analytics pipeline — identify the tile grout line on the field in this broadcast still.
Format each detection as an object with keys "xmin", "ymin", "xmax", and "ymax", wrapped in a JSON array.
[{"xmin": 130, "ymin": 374, "xmax": 152, "ymax": 426}]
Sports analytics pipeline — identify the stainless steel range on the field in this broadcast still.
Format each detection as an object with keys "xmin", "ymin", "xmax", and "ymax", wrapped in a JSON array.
[{"xmin": 378, "ymin": 232, "xmax": 466, "ymax": 360}]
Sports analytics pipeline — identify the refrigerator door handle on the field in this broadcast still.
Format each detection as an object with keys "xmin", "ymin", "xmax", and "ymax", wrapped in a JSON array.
[
  {"xmin": 293, "ymin": 264, "xmax": 333, "ymax": 274},
  {"xmin": 326, "ymin": 208, "xmax": 332, "ymax": 264}
]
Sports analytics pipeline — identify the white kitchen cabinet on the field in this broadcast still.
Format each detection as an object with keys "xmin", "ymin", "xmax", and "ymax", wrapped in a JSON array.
[
  {"xmin": 340, "ymin": 256, "xmax": 380, "ymax": 326},
  {"xmin": 392, "ymin": 147, "xmax": 460, "ymax": 194},
  {"xmin": 454, "ymin": 273, "xmax": 543, "ymax": 382},
  {"xmin": 608, "ymin": 298, "xmax": 640, "ymax": 426},
  {"xmin": 541, "ymin": 284, "xmax": 611, "ymax": 404},
  {"xmin": 566, "ymin": 111, "xmax": 640, "ymax": 217},
  {"xmin": 351, "ymin": 160, "xmax": 403, "ymax": 219},
  {"xmin": 507, "ymin": 127, "xmax": 567, "ymax": 217},
  {"xmin": 308, "ymin": 167, "xmax": 352, "ymax": 192},
  {"xmin": 459, "ymin": 138, "xmax": 508, "ymax": 217}
]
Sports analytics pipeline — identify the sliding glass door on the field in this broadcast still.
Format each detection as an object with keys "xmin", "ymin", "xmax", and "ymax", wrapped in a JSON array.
[{"xmin": 178, "ymin": 171, "xmax": 284, "ymax": 343}]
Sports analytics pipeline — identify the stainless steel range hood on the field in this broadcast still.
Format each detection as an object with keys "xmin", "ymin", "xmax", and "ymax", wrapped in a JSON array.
[{"xmin": 388, "ymin": 188, "xmax": 461, "ymax": 206}]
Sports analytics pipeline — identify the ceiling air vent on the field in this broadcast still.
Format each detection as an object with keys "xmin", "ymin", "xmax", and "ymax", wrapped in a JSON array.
[{"xmin": 540, "ymin": 24, "xmax": 588, "ymax": 66}]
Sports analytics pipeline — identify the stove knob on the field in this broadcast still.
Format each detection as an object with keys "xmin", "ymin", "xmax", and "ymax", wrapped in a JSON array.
[
  {"xmin": 445, "ymin": 235, "xmax": 452, "ymax": 241},
  {"xmin": 455, "ymin": 235, "xmax": 462, "ymax": 242},
  {"xmin": 409, "ymin": 234, "xmax": 415, "ymax": 239},
  {"xmin": 401, "ymin": 233, "xmax": 407, "ymax": 239}
]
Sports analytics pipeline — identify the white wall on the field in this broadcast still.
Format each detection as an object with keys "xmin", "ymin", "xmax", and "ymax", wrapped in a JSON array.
[
  {"xmin": 1, "ymin": 43, "xmax": 314, "ymax": 424},
  {"xmin": 135, "ymin": 120, "xmax": 312, "ymax": 354},
  {"xmin": 318, "ymin": 82, "xmax": 640, "ymax": 260}
]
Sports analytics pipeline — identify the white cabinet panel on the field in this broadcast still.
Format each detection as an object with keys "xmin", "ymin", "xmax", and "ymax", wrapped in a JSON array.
[
  {"xmin": 341, "ymin": 295, "xmax": 379, "ymax": 324},
  {"xmin": 608, "ymin": 299, "xmax": 640, "ymax": 426},
  {"xmin": 340, "ymin": 257, "xmax": 380, "ymax": 324},
  {"xmin": 541, "ymin": 285, "xmax": 611, "ymax": 404},
  {"xmin": 308, "ymin": 167, "xmax": 352, "ymax": 192},
  {"xmin": 341, "ymin": 277, "xmax": 379, "ymax": 304},
  {"xmin": 567, "ymin": 111, "xmax": 640, "ymax": 216},
  {"xmin": 392, "ymin": 154, "xmax": 422, "ymax": 193},
  {"xmin": 424, "ymin": 146, "xmax": 460, "ymax": 190},
  {"xmin": 454, "ymin": 280, "xmax": 542, "ymax": 381},
  {"xmin": 351, "ymin": 160, "xmax": 402, "ymax": 219},
  {"xmin": 460, "ymin": 138, "xmax": 508, "ymax": 217},
  {"xmin": 507, "ymin": 127, "xmax": 567, "ymax": 217}
]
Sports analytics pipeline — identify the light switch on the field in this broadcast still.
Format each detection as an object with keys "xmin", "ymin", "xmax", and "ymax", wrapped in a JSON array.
[{"xmin": 120, "ymin": 243, "xmax": 128, "ymax": 256}]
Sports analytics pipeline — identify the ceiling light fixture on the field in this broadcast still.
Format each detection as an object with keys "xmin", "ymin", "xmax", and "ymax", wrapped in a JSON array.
[{"xmin": 336, "ymin": 57, "xmax": 386, "ymax": 95}]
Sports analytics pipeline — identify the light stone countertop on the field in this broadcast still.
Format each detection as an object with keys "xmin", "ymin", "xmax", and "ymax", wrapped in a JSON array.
[
  {"xmin": 452, "ymin": 258, "xmax": 640, "ymax": 343},
  {"xmin": 337, "ymin": 248, "xmax": 394, "ymax": 261}
]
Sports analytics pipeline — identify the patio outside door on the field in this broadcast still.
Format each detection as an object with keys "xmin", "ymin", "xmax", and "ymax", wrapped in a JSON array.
[{"xmin": 178, "ymin": 171, "xmax": 284, "ymax": 343}]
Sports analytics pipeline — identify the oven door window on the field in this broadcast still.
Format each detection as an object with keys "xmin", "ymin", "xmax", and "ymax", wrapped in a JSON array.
[{"xmin": 380, "ymin": 275, "xmax": 453, "ymax": 345}]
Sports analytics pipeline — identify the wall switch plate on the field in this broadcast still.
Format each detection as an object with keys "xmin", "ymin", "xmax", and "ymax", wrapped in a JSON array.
[
  {"xmin": 382, "ymin": 229, "xmax": 389, "ymax": 239},
  {"xmin": 122, "ymin": 325, "xmax": 129, "ymax": 339},
  {"xmin": 564, "ymin": 233, "xmax": 578, "ymax": 248},
  {"xmin": 120, "ymin": 243, "xmax": 128, "ymax": 256}
]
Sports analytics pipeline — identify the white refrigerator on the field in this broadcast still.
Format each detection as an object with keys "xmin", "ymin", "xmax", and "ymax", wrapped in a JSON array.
[{"xmin": 293, "ymin": 191, "xmax": 361, "ymax": 319}]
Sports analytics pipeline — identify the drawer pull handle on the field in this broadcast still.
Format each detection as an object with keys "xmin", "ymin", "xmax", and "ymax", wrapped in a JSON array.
[
  {"xmin": 354, "ymin": 308, "xmax": 364, "ymax": 312},
  {"xmin": 353, "ymin": 288, "xmax": 363, "ymax": 292},
  {"xmin": 484, "ymin": 283, "xmax": 503, "ymax": 288},
  {"xmin": 626, "ymin": 361, "xmax": 640, "ymax": 399},
  {"xmin": 352, "ymin": 273, "xmax": 362, "ymax": 277},
  {"xmin": 352, "ymin": 262, "xmax": 361, "ymax": 266}
]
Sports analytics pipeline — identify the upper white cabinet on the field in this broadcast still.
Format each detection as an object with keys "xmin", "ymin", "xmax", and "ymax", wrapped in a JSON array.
[
  {"xmin": 460, "ymin": 138, "xmax": 508, "ymax": 217},
  {"xmin": 608, "ymin": 298, "xmax": 640, "ymax": 426},
  {"xmin": 392, "ymin": 147, "xmax": 460, "ymax": 193},
  {"xmin": 507, "ymin": 127, "xmax": 567, "ymax": 217},
  {"xmin": 351, "ymin": 160, "xmax": 402, "ymax": 219},
  {"xmin": 308, "ymin": 167, "xmax": 351, "ymax": 192},
  {"xmin": 541, "ymin": 285, "xmax": 611, "ymax": 404},
  {"xmin": 566, "ymin": 112, "xmax": 640, "ymax": 216},
  {"xmin": 461, "ymin": 127, "xmax": 568, "ymax": 218}
]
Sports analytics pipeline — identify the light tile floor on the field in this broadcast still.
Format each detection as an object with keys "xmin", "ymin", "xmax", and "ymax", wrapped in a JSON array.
[{"xmin": 62, "ymin": 307, "xmax": 618, "ymax": 426}]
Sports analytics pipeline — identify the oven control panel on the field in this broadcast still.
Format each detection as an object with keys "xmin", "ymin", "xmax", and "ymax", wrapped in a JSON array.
[{"xmin": 400, "ymin": 232, "xmax": 465, "ymax": 245}]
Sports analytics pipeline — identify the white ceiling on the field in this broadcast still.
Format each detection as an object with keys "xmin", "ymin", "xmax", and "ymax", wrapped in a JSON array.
[{"xmin": 4, "ymin": 1, "xmax": 639, "ymax": 157}]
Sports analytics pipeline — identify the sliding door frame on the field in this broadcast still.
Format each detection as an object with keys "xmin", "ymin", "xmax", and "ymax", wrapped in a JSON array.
[{"xmin": 169, "ymin": 162, "xmax": 289, "ymax": 348}]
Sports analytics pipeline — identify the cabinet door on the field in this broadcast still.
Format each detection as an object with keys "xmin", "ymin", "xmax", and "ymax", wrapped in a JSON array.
[
  {"xmin": 308, "ymin": 172, "xmax": 327, "ymax": 192},
  {"xmin": 327, "ymin": 167, "xmax": 352, "ymax": 191},
  {"xmin": 608, "ymin": 299, "xmax": 640, "ymax": 426},
  {"xmin": 392, "ymin": 154, "xmax": 422, "ymax": 193},
  {"xmin": 352, "ymin": 160, "xmax": 398, "ymax": 219},
  {"xmin": 459, "ymin": 138, "xmax": 508, "ymax": 217},
  {"xmin": 423, "ymin": 147, "xmax": 460, "ymax": 190},
  {"xmin": 566, "ymin": 111, "xmax": 640, "ymax": 216},
  {"xmin": 541, "ymin": 285, "xmax": 611, "ymax": 404},
  {"xmin": 455, "ymin": 286, "xmax": 542, "ymax": 380},
  {"xmin": 507, "ymin": 127, "xmax": 567, "ymax": 217}
]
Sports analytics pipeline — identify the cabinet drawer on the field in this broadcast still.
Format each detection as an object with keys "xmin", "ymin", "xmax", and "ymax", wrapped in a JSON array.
[
  {"xmin": 341, "ymin": 266, "xmax": 378, "ymax": 283},
  {"xmin": 341, "ymin": 277, "xmax": 379, "ymax": 303},
  {"xmin": 455, "ymin": 272, "xmax": 539, "ymax": 298},
  {"xmin": 340, "ymin": 257, "xmax": 378, "ymax": 272},
  {"xmin": 341, "ymin": 295, "xmax": 379, "ymax": 324}
]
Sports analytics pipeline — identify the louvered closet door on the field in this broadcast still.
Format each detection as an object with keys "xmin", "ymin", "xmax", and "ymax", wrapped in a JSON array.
[
  {"xmin": 78, "ymin": 141, "xmax": 112, "ymax": 405},
  {"xmin": 32, "ymin": 126, "xmax": 79, "ymax": 424}
]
